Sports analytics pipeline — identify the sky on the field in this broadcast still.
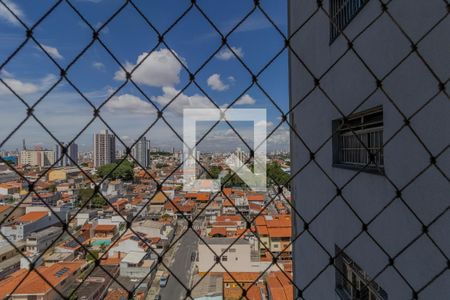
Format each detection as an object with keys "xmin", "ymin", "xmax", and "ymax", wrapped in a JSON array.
[{"xmin": 0, "ymin": 0, "xmax": 289, "ymax": 153}]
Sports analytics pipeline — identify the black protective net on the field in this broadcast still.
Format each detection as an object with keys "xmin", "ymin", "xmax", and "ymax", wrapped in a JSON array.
[{"xmin": 0, "ymin": 0, "xmax": 448, "ymax": 299}]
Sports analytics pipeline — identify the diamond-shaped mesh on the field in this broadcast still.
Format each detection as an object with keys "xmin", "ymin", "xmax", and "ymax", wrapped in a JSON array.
[{"xmin": 0, "ymin": 0, "xmax": 448, "ymax": 299}]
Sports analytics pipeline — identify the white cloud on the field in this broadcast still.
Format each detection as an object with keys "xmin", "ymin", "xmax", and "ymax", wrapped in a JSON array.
[
  {"xmin": 153, "ymin": 86, "xmax": 215, "ymax": 115},
  {"xmin": 104, "ymin": 94, "xmax": 155, "ymax": 114},
  {"xmin": 268, "ymin": 127, "xmax": 290, "ymax": 144},
  {"xmin": 0, "ymin": 69, "xmax": 13, "ymax": 77},
  {"xmin": 40, "ymin": 74, "xmax": 58, "ymax": 88},
  {"xmin": 207, "ymin": 73, "xmax": 229, "ymax": 91},
  {"xmin": 40, "ymin": 44, "xmax": 64, "ymax": 60},
  {"xmin": 92, "ymin": 62, "xmax": 105, "ymax": 70},
  {"xmin": 216, "ymin": 46, "xmax": 244, "ymax": 60},
  {"xmin": 0, "ymin": 78, "xmax": 39, "ymax": 95},
  {"xmin": 255, "ymin": 120, "xmax": 273, "ymax": 128},
  {"xmin": 114, "ymin": 49, "xmax": 183, "ymax": 87},
  {"xmin": 0, "ymin": 73, "xmax": 57, "ymax": 96},
  {"xmin": 235, "ymin": 94, "xmax": 256, "ymax": 105},
  {"xmin": 228, "ymin": 76, "xmax": 235, "ymax": 82},
  {"xmin": 0, "ymin": 0, "xmax": 24, "ymax": 26}
]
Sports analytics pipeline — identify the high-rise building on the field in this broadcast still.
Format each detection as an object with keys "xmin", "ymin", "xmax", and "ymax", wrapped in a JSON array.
[
  {"xmin": 55, "ymin": 143, "xmax": 78, "ymax": 167},
  {"xmin": 289, "ymin": 1, "xmax": 449, "ymax": 299},
  {"xmin": 19, "ymin": 149, "xmax": 55, "ymax": 167},
  {"xmin": 93, "ymin": 130, "xmax": 116, "ymax": 168},
  {"xmin": 132, "ymin": 137, "xmax": 150, "ymax": 168}
]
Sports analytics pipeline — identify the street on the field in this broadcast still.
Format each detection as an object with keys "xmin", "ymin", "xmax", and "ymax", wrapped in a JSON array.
[{"xmin": 159, "ymin": 229, "xmax": 198, "ymax": 300}]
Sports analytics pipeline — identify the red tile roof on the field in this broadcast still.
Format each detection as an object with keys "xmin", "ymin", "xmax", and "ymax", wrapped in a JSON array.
[
  {"xmin": 0, "ymin": 205, "xmax": 11, "ymax": 214},
  {"xmin": 95, "ymin": 224, "xmax": 116, "ymax": 232},
  {"xmin": 17, "ymin": 211, "xmax": 48, "ymax": 223},
  {"xmin": 247, "ymin": 193, "xmax": 265, "ymax": 201},
  {"xmin": 209, "ymin": 227, "xmax": 227, "ymax": 237},
  {"xmin": 0, "ymin": 261, "xmax": 85, "ymax": 298},
  {"xmin": 267, "ymin": 227, "xmax": 292, "ymax": 238},
  {"xmin": 267, "ymin": 272, "xmax": 293, "ymax": 300}
]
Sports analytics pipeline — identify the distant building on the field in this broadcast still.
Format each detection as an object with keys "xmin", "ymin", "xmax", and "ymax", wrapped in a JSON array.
[
  {"xmin": 120, "ymin": 252, "xmax": 155, "ymax": 279},
  {"xmin": 1, "ymin": 211, "xmax": 61, "ymax": 241},
  {"xmin": 93, "ymin": 130, "xmax": 116, "ymax": 168},
  {"xmin": 19, "ymin": 149, "xmax": 55, "ymax": 167},
  {"xmin": 196, "ymin": 238, "xmax": 271, "ymax": 274},
  {"xmin": 0, "ymin": 241, "xmax": 26, "ymax": 280},
  {"xmin": 55, "ymin": 142, "xmax": 78, "ymax": 166},
  {"xmin": 0, "ymin": 261, "xmax": 86, "ymax": 299},
  {"xmin": 26, "ymin": 227, "xmax": 62, "ymax": 254},
  {"xmin": 132, "ymin": 136, "xmax": 150, "ymax": 168},
  {"xmin": 47, "ymin": 167, "xmax": 84, "ymax": 182}
]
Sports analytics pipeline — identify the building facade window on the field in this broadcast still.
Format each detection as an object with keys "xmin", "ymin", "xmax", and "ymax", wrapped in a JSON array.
[
  {"xmin": 335, "ymin": 246, "xmax": 388, "ymax": 300},
  {"xmin": 330, "ymin": 0, "xmax": 369, "ymax": 42},
  {"xmin": 332, "ymin": 106, "xmax": 383, "ymax": 173}
]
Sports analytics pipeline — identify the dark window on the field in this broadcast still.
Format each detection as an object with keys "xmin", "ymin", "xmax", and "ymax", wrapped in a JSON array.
[
  {"xmin": 335, "ymin": 246, "xmax": 388, "ymax": 300},
  {"xmin": 332, "ymin": 106, "xmax": 383, "ymax": 173},
  {"xmin": 330, "ymin": 0, "xmax": 369, "ymax": 42}
]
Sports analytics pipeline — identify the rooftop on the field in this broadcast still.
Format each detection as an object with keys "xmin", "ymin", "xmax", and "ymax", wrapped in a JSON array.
[
  {"xmin": 0, "ymin": 261, "xmax": 85, "ymax": 298},
  {"xmin": 200, "ymin": 237, "xmax": 248, "ymax": 245},
  {"xmin": 16, "ymin": 211, "xmax": 49, "ymax": 223},
  {"xmin": 121, "ymin": 251, "xmax": 146, "ymax": 264}
]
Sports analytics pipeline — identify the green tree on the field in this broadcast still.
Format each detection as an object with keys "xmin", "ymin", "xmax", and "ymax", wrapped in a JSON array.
[
  {"xmin": 86, "ymin": 250, "xmax": 99, "ymax": 262},
  {"xmin": 207, "ymin": 166, "xmax": 222, "ymax": 179},
  {"xmin": 96, "ymin": 160, "xmax": 134, "ymax": 181},
  {"xmin": 48, "ymin": 185, "xmax": 57, "ymax": 193},
  {"xmin": 222, "ymin": 172, "xmax": 246, "ymax": 188},
  {"xmin": 267, "ymin": 162, "xmax": 290, "ymax": 188},
  {"xmin": 77, "ymin": 188, "xmax": 106, "ymax": 208}
]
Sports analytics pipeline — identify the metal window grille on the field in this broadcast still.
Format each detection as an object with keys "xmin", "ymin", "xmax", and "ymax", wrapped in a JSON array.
[
  {"xmin": 334, "ymin": 107, "xmax": 384, "ymax": 170},
  {"xmin": 330, "ymin": 0, "xmax": 369, "ymax": 42}
]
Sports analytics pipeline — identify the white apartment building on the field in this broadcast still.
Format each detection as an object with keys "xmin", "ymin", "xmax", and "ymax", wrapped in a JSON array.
[
  {"xmin": 93, "ymin": 129, "xmax": 116, "ymax": 168},
  {"xmin": 289, "ymin": 0, "xmax": 449, "ymax": 299},
  {"xmin": 19, "ymin": 149, "xmax": 55, "ymax": 167},
  {"xmin": 196, "ymin": 238, "xmax": 272, "ymax": 274}
]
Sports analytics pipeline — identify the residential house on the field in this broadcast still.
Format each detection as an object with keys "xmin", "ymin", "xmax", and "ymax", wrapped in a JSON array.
[
  {"xmin": 197, "ymin": 238, "xmax": 271, "ymax": 274},
  {"xmin": 0, "ymin": 261, "xmax": 86, "ymax": 299},
  {"xmin": 26, "ymin": 226, "xmax": 62, "ymax": 254},
  {"xmin": 120, "ymin": 251, "xmax": 155, "ymax": 279},
  {"xmin": 1, "ymin": 211, "xmax": 62, "ymax": 241}
]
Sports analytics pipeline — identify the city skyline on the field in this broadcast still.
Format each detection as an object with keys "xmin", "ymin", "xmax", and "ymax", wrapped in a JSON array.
[{"xmin": 0, "ymin": 0, "xmax": 290, "ymax": 154}]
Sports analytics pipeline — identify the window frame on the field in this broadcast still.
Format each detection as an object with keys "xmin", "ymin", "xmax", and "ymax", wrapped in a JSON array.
[
  {"xmin": 330, "ymin": 0, "xmax": 369, "ymax": 43},
  {"xmin": 332, "ymin": 106, "xmax": 384, "ymax": 175}
]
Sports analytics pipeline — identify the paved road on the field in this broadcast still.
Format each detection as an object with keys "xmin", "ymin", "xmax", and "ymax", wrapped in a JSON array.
[{"xmin": 159, "ymin": 229, "xmax": 198, "ymax": 300}]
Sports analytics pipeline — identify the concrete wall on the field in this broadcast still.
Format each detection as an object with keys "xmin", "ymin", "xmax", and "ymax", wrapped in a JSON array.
[{"xmin": 289, "ymin": 0, "xmax": 450, "ymax": 299}]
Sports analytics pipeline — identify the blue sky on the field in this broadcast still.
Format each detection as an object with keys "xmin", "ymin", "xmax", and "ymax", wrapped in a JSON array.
[{"xmin": 0, "ymin": 0, "xmax": 289, "ymax": 152}]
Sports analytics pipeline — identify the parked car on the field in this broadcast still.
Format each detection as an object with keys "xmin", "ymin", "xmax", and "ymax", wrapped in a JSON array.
[
  {"xmin": 159, "ymin": 274, "xmax": 169, "ymax": 287},
  {"xmin": 154, "ymin": 295, "xmax": 161, "ymax": 300}
]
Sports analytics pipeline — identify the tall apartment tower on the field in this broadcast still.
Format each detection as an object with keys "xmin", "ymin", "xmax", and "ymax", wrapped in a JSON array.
[
  {"xmin": 132, "ymin": 137, "xmax": 150, "ymax": 168},
  {"xmin": 93, "ymin": 130, "xmax": 116, "ymax": 168},
  {"xmin": 289, "ymin": 1, "xmax": 449, "ymax": 299},
  {"xmin": 55, "ymin": 143, "xmax": 78, "ymax": 167}
]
